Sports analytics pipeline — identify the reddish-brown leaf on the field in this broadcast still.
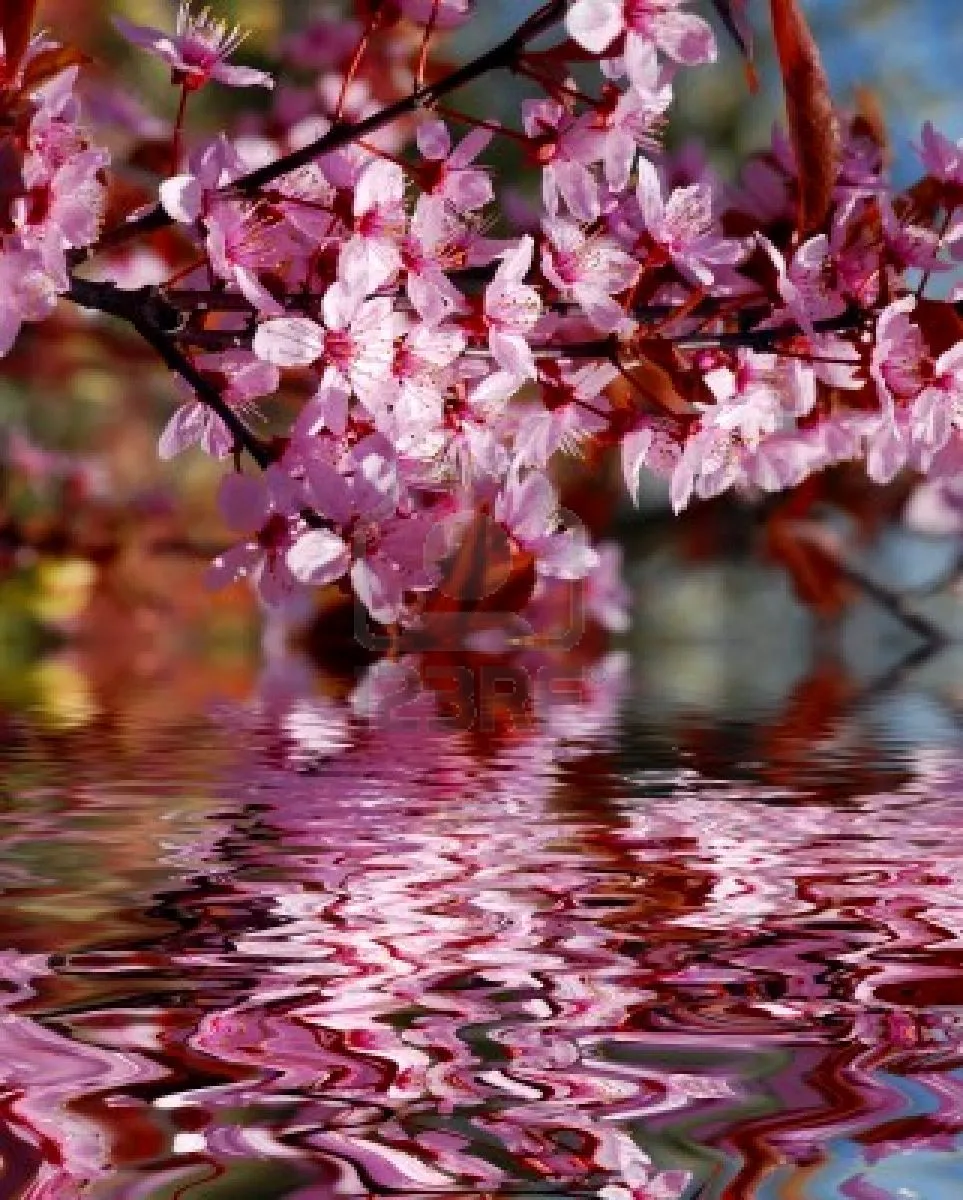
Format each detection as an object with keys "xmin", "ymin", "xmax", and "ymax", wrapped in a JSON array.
[
  {"xmin": 769, "ymin": 0, "xmax": 839, "ymax": 233},
  {"xmin": 765, "ymin": 511, "xmax": 852, "ymax": 617},
  {"xmin": 20, "ymin": 46, "xmax": 91, "ymax": 91},
  {"xmin": 0, "ymin": 0, "xmax": 40, "ymax": 83},
  {"xmin": 425, "ymin": 510, "xmax": 538, "ymax": 617}
]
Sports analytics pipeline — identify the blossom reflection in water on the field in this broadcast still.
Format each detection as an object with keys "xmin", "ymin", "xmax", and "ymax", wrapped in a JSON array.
[{"xmin": 1, "ymin": 645, "xmax": 963, "ymax": 1198}]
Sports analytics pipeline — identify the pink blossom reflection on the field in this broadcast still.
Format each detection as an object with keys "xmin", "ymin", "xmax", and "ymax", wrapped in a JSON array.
[{"xmin": 1, "ymin": 652, "xmax": 963, "ymax": 1197}]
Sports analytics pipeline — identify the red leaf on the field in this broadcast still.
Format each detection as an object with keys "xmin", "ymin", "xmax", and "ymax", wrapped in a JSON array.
[
  {"xmin": 765, "ymin": 512, "xmax": 852, "ymax": 617},
  {"xmin": 769, "ymin": 0, "xmax": 839, "ymax": 233},
  {"xmin": 0, "ymin": 0, "xmax": 40, "ymax": 82},
  {"xmin": 425, "ymin": 510, "xmax": 538, "ymax": 616}
]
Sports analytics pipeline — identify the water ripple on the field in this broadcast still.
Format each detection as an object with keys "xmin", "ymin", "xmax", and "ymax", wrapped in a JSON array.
[{"xmin": 1, "ymin": 653, "xmax": 963, "ymax": 1197}]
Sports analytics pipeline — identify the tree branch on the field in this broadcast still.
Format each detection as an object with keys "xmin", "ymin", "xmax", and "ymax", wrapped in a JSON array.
[{"xmin": 67, "ymin": 277, "xmax": 272, "ymax": 470}]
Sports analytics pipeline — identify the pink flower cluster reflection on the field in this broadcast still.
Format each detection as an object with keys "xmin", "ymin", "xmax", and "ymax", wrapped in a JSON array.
[{"xmin": 2, "ymin": 661, "xmax": 963, "ymax": 1197}]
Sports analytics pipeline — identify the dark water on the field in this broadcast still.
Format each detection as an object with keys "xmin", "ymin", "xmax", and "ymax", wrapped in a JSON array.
[{"xmin": 2, "ymin": 639, "xmax": 963, "ymax": 1200}]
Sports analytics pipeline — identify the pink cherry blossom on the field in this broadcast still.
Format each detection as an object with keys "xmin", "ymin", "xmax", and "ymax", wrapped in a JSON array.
[
  {"xmin": 0, "ymin": 243, "xmax": 60, "ymax": 355},
  {"xmin": 298, "ymin": 437, "xmax": 439, "ymax": 624},
  {"xmin": 339, "ymin": 158, "xmax": 407, "ymax": 293},
  {"xmin": 522, "ymin": 98, "xmax": 604, "ymax": 223},
  {"xmin": 513, "ymin": 360, "xmax": 616, "ymax": 468},
  {"xmin": 476, "ymin": 236, "xmax": 543, "ymax": 387},
  {"xmin": 541, "ymin": 216, "xmax": 638, "ymax": 332},
  {"xmin": 204, "ymin": 202, "xmax": 290, "ymax": 314},
  {"xmin": 494, "ymin": 471, "xmax": 599, "ymax": 580},
  {"xmin": 7, "ymin": 0, "xmax": 963, "ymax": 651},
  {"xmin": 207, "ymin": 466, "xmax": 314, "ymax": 608},
  {"xmin": 158, "ymin": 134, "xmax": 246, "ymax": 223},
  {"xmin": 415, "ymin": 119, "xmax": 493, "ymax": 213},
  {"xmin": 400, "ymin": 196, "xmax": 472, "ymax": 323},
  {"xmin": 599, "ymin": 42, "xmax": 674, "ymax": 191},
  {"xmin": 566, "ymin": 0, "xmax": 716, "ymax": 68},
  {"xmin": 253, "ymin": 281, "xmax": 399, "ymax": 405},
  {"xmin": 114, "ymin": 2, "xmax": 274, "ymax": 91},
  {"xmin": 159, "ymin": 352, "xmax": 280, "ymax": 460},
  {"xmin": 760, "ymin": 233, "xmax": 850, "ymax": 338},
  {"xmin": 916, "ymin": 121, "xmax": 963, "ymax": 186},
  {"xmin": 631, "ymin": 158, "xmax": 745, "ymax": 285}
]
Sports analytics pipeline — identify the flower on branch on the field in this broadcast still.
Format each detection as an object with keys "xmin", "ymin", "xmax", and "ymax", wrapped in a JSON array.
[
  {"xmin": 565, "ymin": 0, "xmax": 716, "ymax": 70},
  {"xmin": 114, "ymin": 1, "xmax": 274, "ymax": 91}
]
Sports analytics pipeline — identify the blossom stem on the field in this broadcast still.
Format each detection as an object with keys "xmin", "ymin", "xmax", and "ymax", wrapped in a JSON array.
[
  {"xmin": 333, "ymin": 7, "xmax": 383, "ymax": 123},
  {"xmin": 171, "ymin": 83, "xmax": 189, "ymax": 175},
  {"xmin": 434, "ymin": 103, "xmax": 530, "ymax": 144},
  {"xmin": 415, "ymin": 0, "xmax": 442, "ymax": 90},
  {"xmin": 516, "ymin": 61, "xmax": 599, "ymax": 108}
]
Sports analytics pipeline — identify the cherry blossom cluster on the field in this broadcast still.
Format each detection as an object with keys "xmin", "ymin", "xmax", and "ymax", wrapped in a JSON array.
[
  {"xmin": 0, "ymin": 34, "xmax": 108, "ymax": 355},
  {"xmin": 6, "ymin": 0, "xmax": 963, "ymax": 635}
]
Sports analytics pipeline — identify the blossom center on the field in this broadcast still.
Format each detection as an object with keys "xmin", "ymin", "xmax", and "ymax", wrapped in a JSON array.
[{"xmin": 324, "ymin": 329, "xmax": 356, "ymax": 371}]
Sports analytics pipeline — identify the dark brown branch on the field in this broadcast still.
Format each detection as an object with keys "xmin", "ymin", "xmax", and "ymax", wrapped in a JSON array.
[
  {"xmin": 68, "ymin": 277, "xmax": 272, "ymax": 470},
  {"xmin": 835, "ymin": 557, "xmax": 948, "ymax": 648},
  {"xmin": 82, "ymin": 0, "xmax": 567, "ymax": 258}
]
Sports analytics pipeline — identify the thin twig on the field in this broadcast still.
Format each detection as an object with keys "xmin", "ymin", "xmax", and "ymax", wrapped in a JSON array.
[{"xmin": 835, "ymin": 557, "xmax": 949, "ymax": 647}]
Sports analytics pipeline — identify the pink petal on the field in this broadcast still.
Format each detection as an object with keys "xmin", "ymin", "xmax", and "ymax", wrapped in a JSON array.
[
  {"xmin": 635, "ymin": 158, "xmax": 664, "ymax": 230},
  {"xmin": 211, "ymin": 64, "xmax": 275, "ymax": 89},
  {"xmin": 253, "ymin": 317, "xmax": 325, "ymax": 367},
  {"xmin": 489, "ymin": 329, "xmax": 537, "ymax": 380},
  {"xmin": 303, "ymin": 459, "xmax": 354, "ymax": 525},
  {"xmin": 286, "ymin": 529, "xmax": 350, "ymax": 585},
  {"xmin": 566, "ymin": 0, "xmax": 623, "ymax": 54},
  {"xmin": 158, "ymin": 175, "xmax": 203, "ymax": 224},
  {"xmin": 416, "ymin": 119, "xmax": 451, "ymax": 161},
  {"xmin": 497, "ymin": 471, "xmax": 556, "ymax": 542},
  {"xmin": 351, "ymin": 557, "xmax": 404, "ymax": 626},
  {"xmin": 448, "ymin": 126, "xmax": 492, "ymax": 169},
  {"xmin": 234, "ymin": 265, "xmax": 285, "ymax": 316},
  {"xmin": 650, "ymin": 14, "xmax": 717, "ymax": 65},
  {"xmin": 493, "ymin": 235, "xmax": 535, "ymax": 285},
  {"xmin": 554, "ymin": 161, "xmax": 601, "ymax": 223},
  {"xmin": 205, "ymin": 542, "xmax": 259, "ymax": 590},
  {"xmin": 158, "ymin": 402, "xmax": 205, "ymax": 460},
  {"xmin": 444, "ymin": 169, "xmax": 493, "ymax": 212},
  {"xmin": 217, "ymin": 472, "xmax": 270, "ymax": 533},
  {"xmin": 0, "ymin": 308, "xmax": 22, "ymax": 356},
  {"xmin": 354, "ymin": 159, "xmax": 405, "ymax": 216},
  {"xmin": 112, "ymin": 16, "xmax": 178, "ymax": 60},
  {"xmin": 322, "ymin": 281, "xmax": 360, "ymax": 332},
  {"xmin": 537, "ymin": 528, "xmax": 599, "ymax": 580}
]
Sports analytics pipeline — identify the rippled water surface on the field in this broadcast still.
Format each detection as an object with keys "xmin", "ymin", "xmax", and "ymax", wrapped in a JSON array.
[{"xmin": 2, "ymin": 642, "xmax": 963, "ymax": 1199}]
